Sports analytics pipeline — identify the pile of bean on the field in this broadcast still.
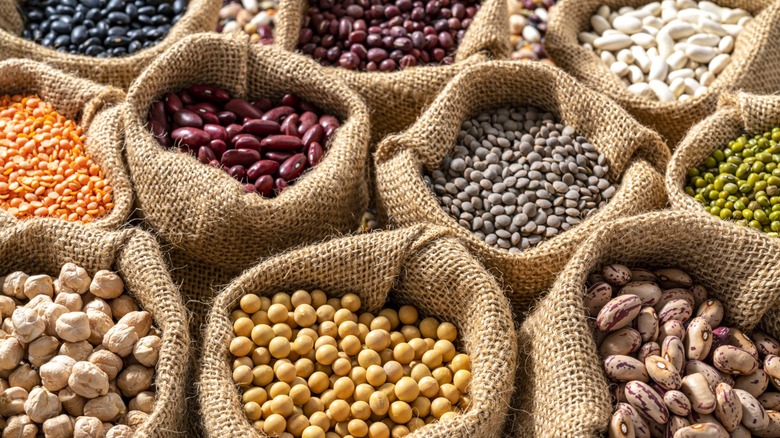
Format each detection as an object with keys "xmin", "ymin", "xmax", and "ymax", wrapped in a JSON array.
[
  {"xmin": 20, "ymin": 0, "xmax": 187, "ymax": 57},
  {"xmin": 147, "ymin": 85, "xmax": 338, "ymax": 197},
  {"xmin": 0, "ymin": 263, "xmax": 160, "ymax": 436},
  {"xmin": 229, "ymin": 290, "xmax": 472, "ymax": 437},
  {"xmin": 0, "ymin": 95, "xmax": 114, "ymax": 223},
  {"xmin": 578, "ymin": 1, "xmax": 751, "ymax": 103},
  {"xmin": 296, "ymin": 0, "xmax": 480, "ymax": 71},
  {"xmin": 685, "ymin": 128, "xmax": 780, "ymax": 237},
  {"xmin": 588, "ymin": 264, "xmax": 780, "ymax": 437},
  {"xmin": 508, "ymin": 0, "xmax": 556, "ymax": 63},
  {"xmin": 423, "ymin": 105, "xmax": 614, "ymax": 253},
  {"xmin": 218, "ymin": 0, "xmax": 276, "ymax": 45}
]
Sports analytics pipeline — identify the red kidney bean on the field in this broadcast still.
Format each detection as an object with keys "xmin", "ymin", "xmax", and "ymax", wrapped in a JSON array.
[
  {"xmin": 149, "ymin": 101, "xmax": 168, "ymax": 127},
  {"xmin": 308, "ymin": 142, "xmax": 324, "ymax": 167},
  {"xmin": 261, "ymin": 106, "xmax": 296, "ymax": 123},
  {"xmin": 179, "ymin": 90, "xmax": 195, "ymax": 105},
  {"xmin": 243, "ymin": 183, "xmax": 256, "ymax": 193},
  {"xmin": 243, "ymin": 119, "xmax": 281, "ymax": 136},
  {"xmin": 228, "ymin": 165, "xmax": 246, "ymax": 181},
  {"xmin": 190, "ymin": 102, "xmax": 220, "ymax": 114},
  {"xmin": 261, "ymin": 135, "xmax": 303, "ymax": 151},
  {"xmin": 189, "ymin": 84, "xmax": 231, "ymax": 104},
  {"xmin": 274, "ymin": 178, "xmax": 288, "ymax": 194},
  {"xmin": 163, "ymin": 92, "xmax": 184, "ymax": 114},
  {"xmin": 232, "ymin": 134, "xmax": 263, "ymax": 152},
  {"xmin": 172, "ymin": 127, "xmax": 210, "ymax": 148},
  {"xmin": 198, "ymin": 146, "xmax": 216, "ymax": 164},
  {"xmin": 324, "ymin": 124, "xmax": 339, "ymax": 138},
  {"xmin": 302, "ymin": 124, "xmax": 324, "ymax": 147},
  {"xmin": 265, "ymin": 151, "xmax": 295, "ymax": 162},
  {"xmin": 247, "ymin": 160, "xmax": 280, "ymax": 181},
  {"xmin": 225, "ymin": 124, "xmax": 244, "ymax": 140},
  {"xmin": 253, "ymin": 98, "xmax": 273, "ymax": 112},
  {"xmin": 203, "ymin": 124, "xmax": 228, "ymax": 142},
  {"xmin": 279, "ymin": 154, "xmax": 308, "ymax": 180},
  {"xmin": 280, "ymin": 94, "xmax": 299, "ymax": 107},
  {"xmin": 225, "ymin": 98, "xmax": 264, "ymax": 121},
  {"xmin": 208, "ymin": 140, "xmax": 227, "ymax": 159},
  {"xmin": 199, "ymin": 111, "xmax": 220, "ymax": 125},
  {"xmin": 208, "ymin": 159, "xmax": 221, "ymax": 168},
  {"xmin": 173, "ymin": 110, "xmax": 203, "ymax": 129},
  {"xmin": 281, "ymin": 114, "xmax": 300, "ymax": 137},
  {"xmin": 149, "ymin": 120, "xmax": 167, "ymax": 139},
  {"xmin": 255, "ymin": 175, "xmax": 274, "ymax": 196},
  {"xmin": 299, "ymin": 111, "xmax": 319, "ymax": 134},
  {"xmin": 217, "ymin": 111, "xmax": 237, "ymax": 125},
  {"xmin": 319, "ymin": 115, "xmax": 340, "ymax": 130},
  {"xmin": 221, "ymin": 149, "xmax": 261, "ymax": 167}
]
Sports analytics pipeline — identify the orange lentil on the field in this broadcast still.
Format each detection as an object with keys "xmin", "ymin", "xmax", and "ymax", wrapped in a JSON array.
[{"xmin": 0, "ymin": 94, "xmax": 112, "ymax": 222}]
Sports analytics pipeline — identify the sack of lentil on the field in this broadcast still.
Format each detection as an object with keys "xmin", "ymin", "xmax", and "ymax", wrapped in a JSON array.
[
  {"xmin": 198, "ymin": 224, "xmax": 516, "ymax": 437},
  {"xmin": 0, "ymin": 59, "xmax": 133, "ymax": 230},
  {"xmin": 272, "ymin": 0, "xmax": 510, "ymax": 142},
  {"xmin": 374, "ymin": 60, "xmax": 670, "ymax": 312},
  {"xmin": 124, "ymin": 33, "xmax": 370, "ymax": 271},
  {"xmin": 0, "ymin": 220, "xmax": 190, "ymax": 436},
  {"xmin": 505, "ymin": 209, "xmax": 780, "ymax": 437},
  {"xmin": 545, "ymin": 0, "xmax": 780, "ymax": 147},
  {"xmin": 0, "ymin": 0, "xmax": 221, "ymax": 89}
]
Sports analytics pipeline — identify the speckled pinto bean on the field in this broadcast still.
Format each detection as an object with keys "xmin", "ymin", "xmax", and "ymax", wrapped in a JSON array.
[
  {"xmin": 713, "ymin": 346, "xmax": 759, "ymax": 376},
  {"xmin": 681, "ymin": 373, "xmax": 717, "ymax": 415},
  {"xmin": 734, "ymin": 369, "xmax": 769, "ymax": 398},
  {"xmin": 635, "ymin": 306, "xmax": 658, "ymax": 343},
  {"xmin": 597, "ymin": 295, "xmax": 642, "ymax": 333},
  {"xmin": 765, "ymin": 355, "xmax": 780, "ymax": 390},
  {"xmin": 664, "ymin": 389, "xmax": 692, "ymax": 416},
  {"xmin": 714, "ymin": 382, "xmax": 742, "ymax": 432},
  {"xmin": 618, "ymin": 282, "xmax": 662, "ymax": 307},
  {"xmin": 625, "ymin": 380, "xmax": 669, "ymax": 423},
  {"xmin": 604, "ymin": 355, "xmax": 648, "ymax": 383},
  {"xmin": 684, "ymin": 317, "xmax": 713, "ymax": 361},
  {"xmin": 609, "ymin": 408, "xmax": 634, "ymax": 438},
  {"xmin": 673, "ymin": 422, "xmax": 729, "ymax": 438},
  {"xmin": 584, "ymin": 282, "xmax": 613, "ymax": 315},
  {"xmin": 147, "ymin": 86, "xmax": 339, "ymax": 197},
  {"xmin": 735, "ymin": 388, "xmax": 769, "ymax": 431},
  {"xmin": 615, "ymin": 402, "xmax": 650, "ymax": 438},
  {"xmin": 599, "ymin": 327, "xmax": 642, "ymax": 358},
  {"xmin": 753, "ymin": 410, "xmax": 780, "ymax": 438},
  {"xmin": 645, "ymin": 355, "xmax": 680, "ymax": 390}
]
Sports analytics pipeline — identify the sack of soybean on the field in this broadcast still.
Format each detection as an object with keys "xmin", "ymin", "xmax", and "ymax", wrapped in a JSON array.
[
  {"xmin": 0, "ymin": 220, "xmax": 191, "ymax": 436},
  {"xmin": 0, "ymin": 0, "xmax": 220, "ymax": 89},
  {"xmin": 198, "ymin": 224, "xmax": 516, "ymax": 437},
  {"xmin": 272, "ymin": 0, "xmax": 510, "ymax": 142},
  {"xmin": 505, "ymin": 209, "xmax": 780, "ymax": 437},
  {"xmin": 374, "ymin": 60, "xmax": 670, "ymax": 313},
  {"xmin": 545, "ymin": 0, "xmax": 780, "ymax": 147},
  {"xmin": 0, "ymin": 59, "xmax": 133, "ymax": 231},
  {"xmin": 123, "ymin": 33, "xmax": 370, "ymax": 273}
]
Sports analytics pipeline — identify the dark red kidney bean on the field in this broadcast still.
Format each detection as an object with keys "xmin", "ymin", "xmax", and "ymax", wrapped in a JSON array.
[
  {"xmin": 217, "ymin": 111, "xmax": 237, "ymax": 125},
  {"xmin": 228, "ymin": 165, "xmax": 246, "ymax": 181},
  {"xmin": 203, "ymin": 124, "xmax": 228, "ymax": 142},
  {"xmin": 325, "ymin": 124, "xmax": 339, "ymax": 138},
  {"xmin": 265, "ymin": 151, "xmax": 295, "ymax": 162},
  {"xmin": 261, "ymin": 106, "xmax": 296, "ymax": 123},
  {"xmin": 280, "ymin": 94, "xmax": 299, "ymax": 108},
  {"xmin": 232, "ymin": 134, "xmax": 263, "ymax": 152},
  {"xmin": 254, "ymin": 175, "xmax": 274, "ymax": 196},
  {"xmin": 163, "ymin": 93, "xmax": 184, "ymax": 114},
  {"xmin": 319, "ymin": 115, "xmax": 340, "ymax": 130},
  {"xmin": 221, "ymin": 148, "xmax": 261, "ymax": 167},
  {"xmin": 208, "ymin": 140, "xmax": 227, "ymax": 159},
  {"xmin": 261, "ymin": 135, "xmax": 303, "ymax": 151},
  {"xmin": 243, "ymin": 119, "xmax": 281, "ymax": 136},
  {"xmin": 302, "ymin": 124, "xmax": 324, "ymax": 147},
  {"xmin": 307, "ymin": 142, "xmax": 324, "ymax": 167},
  {"xmin": 279, "ymin": 154, "xmax": 308, "ymax": 180},
  {"xmin": 201, "ymin": 112, "xmax": 220, "ymax": 125},
  {"xmin": 247, "ymin": 160, "xmax": 281, "ymax": 181},
  {"xmin": 173, "ymin": 110, "xmax": 203, "ymax": 129},
  {"xmin": 198, "ymin": 146, "xmax": 216, "ymax": 164},
  {"xmin": 155, "ymin": 133, "xmax": 173, "ymax": 148},
  {"xmin": 190, "ymin": 102, "xmax": 220, "ymax": 114},
  {"xmin": 253, "ymin": 98, "xmax": 273, "ymax": 112},
  {"xmin": 225, "ymin": 99, "xmax": 264, "ymax": 121},
  {"xmin": 179, "ymin": 146, "xmax": 194, "ymax": 155},
  {"xmin": 299, "ymin": 102, "xmax": 319, "ymax": 113},
  {"xmin": 149, "ymin": 120, "xmax": 167, "ymax": 138},
  {"xmin": 172, "ymin": 127, "xmax": 210, "ymax": 148},
  {"xmin": 226, "ymin": 124, "xmax": 243, "ymax": 140},
  {"xmin": 281, "ymin": 114, "xmax": 300, "ymax": 137},
  {"xmin": 149, "ymin": 101, "xmax": 168, "ymax": 127},
  {"xmin": 274, "ymin": 178, "xmax": 288, "ymax": 194},
  {"xmin": 243, "ymin": 183, "xmax": 256, "ymax": 193},
  {"xmin": 189, "ymin": 84, "xmax": 231, "ymax": 104},
  {"xmin": 208, "ymin": 159, "xmax": 221, "ymax": 168},
  {"xmin": 179, "ymin": 90, "xmax": 195, "ymax": 105},
  {"xmin": 299, "ymin": 112, "xmax": 319, "ymax": 133}
]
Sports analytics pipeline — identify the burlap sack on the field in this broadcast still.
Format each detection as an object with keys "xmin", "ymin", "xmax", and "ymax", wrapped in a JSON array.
[
  {"xmin": 546, "ymin": 0, "xmax": 780, "ymax": 147},
  {"xmin": 0, "ymin": 59, "xmax": 133, "ymax": 230},
  {"xmin": 0, "ymin": 0, "xmax": 221, "ymax": 89},
  {"xmin": 273, "ymin": 0, "xmax": 511, "ymax": 142},
  {"xmin": 506, "ymin": 210, "xmax": 780, "ymax": 437},
  {"xmin": 197, "ymin": 225, "xmax": 516, "ymax": 437},
  {"xmin": 374, "ymin": 60, "xmax": 671, "ymax": 312},
  {"xmin": 124, "ymin": 33, "xmax": 370, "ymax": 272},
  {"xmin": 0, "ymin": 220, "xmax": 190, "ymax": 437}
]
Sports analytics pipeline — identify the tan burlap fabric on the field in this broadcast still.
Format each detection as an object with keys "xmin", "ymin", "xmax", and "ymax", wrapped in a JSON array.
[
  {"xmin": 124, "ymin": 33, "xmax": 370, "ymax": 271},
  {"xmin": 0, "ymin": 220, "xmax": 190, "ymax": 437},
  {"xmin": 197, "ymin": 225, "xmax": 517, "ymax": 437},
  {"xmin": 273, "ymin": 0, "xmax": 510, "ymax": 142},
  {"xmin": 506, "ymin": 210, "xmax": 780, "ymax": 437},
  {"xmin": 0, "ymin": 0, "xmax": 221, "ymax": 89},
  {"xmin": 374, "ymin": 60, "xmax": 670, "ymax": 312},
  {"xmin": 0, "ymin": 59, "xmax": 133, "ymax": 230},
  {"xmin": 546, "ymin": 0, "xmax": 780, "ymax": 147}
]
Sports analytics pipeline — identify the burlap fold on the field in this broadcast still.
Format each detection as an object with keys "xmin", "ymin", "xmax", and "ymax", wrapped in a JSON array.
[
  {"xmin": 124, "ymin": 33, "xmax": 370, "ymax": 272},
  {"xmin": 198, "ymin": 225, "xmax": 516, "ymax": 437},
  {"xmin": 0, "ymin": 220, "xmax": 190, "ymax": 437},
  {"xmin": 506, "ymin": 210, "xmax": 780, "ymax": 437},
  {"xmin": 374, "ymin": 60, "xmax": 670, "ymax": 312},
  {"xmin": 546, "ymin": 0, "xmax": 780, "ymax": 147},
  {"xmin": 0, "ymin": 59, "xmax": 133, "ymax": 230},
  {"xmin": 0, "ymin": 0, "xmax": 221, "ymax": 89},
  {"xmin": 273, "ymin": 0, "xmax": 511, "ymax": 142}
]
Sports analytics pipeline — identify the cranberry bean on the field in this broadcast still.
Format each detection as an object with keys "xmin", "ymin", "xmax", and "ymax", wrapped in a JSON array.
[
  {"xmin": 247, "ymin": 160, "xmax": 281, "ymax": 181},
  {"xmin": 243, "ymin": 119, "xmax": 281, "ymax": 136},
  {"xmin": 189, "ymin": 84, "xmax": 231, "ymax": 104},
  {"xmin": 308, "ymin": 142, "xmax": 324, "ymax": 167},
  {"xmin": 221, "ymin": 149, "xmax": 261, "ymax": 167},
  {"xmin": 198, "ymin": 146, "xmax": 216, "ymax": 164},
  {"xmin": 224, "ymin": 99, "xmax": 263, "ymax": 121},
  {"xmin": 254, "ymin": 175, "xmax": 274, "ymax": 196},
  {"xmin": 261, "ymin": 106, "xmax": 296, "ymax": 123},
  {"xmin": 203, "ymin": 124, "xmax": 228, "ymax": 142},
  {"xmin": 265, "ymin": 151, "xmax": 295, "ymax": 162},
  {"xmin": 173, "ymin": 110, "xmax": 203, "ymax": 129},
  {"xmin": 261, "ymin": 135, "xmax": 304, "ymax": 151},
  {"xmin": 163, "ymin": 93, "xmax": 184, "ymax": 114},
  {"xmin": 172, "ymin": 127, "xmax": 209, "ymax": 148},
  {"xmin": 279, "ymin": 154, "xmax": 308, "ymax": 180}
]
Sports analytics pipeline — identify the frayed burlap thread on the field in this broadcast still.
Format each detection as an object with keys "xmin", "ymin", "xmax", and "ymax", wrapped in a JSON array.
[
  {"xmin": 506, "ymin": 210, "xmax": 780, "ymax": 437},
  {"xmin": 273, "ymin": 0, "xmax": 511, "ymax": 142},
  {"xmin": 546, "ymin": 0, "xmax": 780, "ymax": 147},
  {"xmin": 0, "ymin": 59, "xmax": 133, "ymax": 230},
  {"xmin": 374, "ymin": 60, "xmax": 670, "ymax": 312},
  {"xmin": 0, "ymin": 0, "xmax": 220, "ymax": 89},
  {"xmin": 198, "ymin": 225, "xmax": 517, "ymax": 437},
  {"xmin": 124, "ymin": 33, "xmax": 370, "ymax": 272},
  {"xmin": 0, "ymin": 221, "xmax": 190, "ymax": 437}
]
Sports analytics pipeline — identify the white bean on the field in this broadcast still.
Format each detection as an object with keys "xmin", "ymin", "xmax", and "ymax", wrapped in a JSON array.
[
  {"xmin": 649, "ymin": 80, "xmax": 675, "ymax": 102},
  {"xmin": 613, "ymin": 16, "xmax": 643, "ymax": 34},
  {"xmin": 594, "ymin": 34, "xmax": 633, "ymax": 51},
  {"xmin": 591, "ymin": 15, "xmax": 612, "ymax": 35},
  {"xmin": 708, "ymin": 53, "xmax": 731, "ymax": 75}
]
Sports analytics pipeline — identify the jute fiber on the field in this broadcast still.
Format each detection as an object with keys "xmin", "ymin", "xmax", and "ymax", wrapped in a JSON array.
[
  {"xmin": 0, "ymin": 59, "xmax": 133, "ymax": 231},
  {"xmin": 546, "ymin": 0, "xmax": 780, "ymax": 147},
  {"xmin": 0, "ymin": 0, "xmax": 221, "ymax": 89},
  {"xmin": 273, "ymin": 0, "xmax": 510, "ymax": 142},
  {"xmin": 0, "ymin": 221, "xmax": 190, "ymax": 437},
  {"xmin": 124, "ymin": 33, "xmax": 370, "ymax": 271},
  {"xmin": 506, "ymin": 210, "xmax": 780, "ymax": 437},
  {"xmin": 198, "ymin": 225, "xmax": 517, "ymax": 437},
  {"xmin": 374, "ymin": 60, "xmax": 670, "ymax": 313}
]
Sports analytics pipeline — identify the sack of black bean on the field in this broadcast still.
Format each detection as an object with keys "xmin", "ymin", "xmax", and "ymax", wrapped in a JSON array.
[
  {"xmin": 505, "ymin": 210, "xmax": 780, "ymax": 437},
  {"xmin": 0, "ymin": 0, "xmax": 220, "ymax": 89},
  {"xmin": 374, "ymin": 60, "xmax": 669, "ymax": 311}
]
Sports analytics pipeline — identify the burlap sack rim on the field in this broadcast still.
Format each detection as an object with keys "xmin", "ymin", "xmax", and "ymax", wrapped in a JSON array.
[
  {"xmin": 0, "ymin": 0, "xmax": 221, "ymax": 75},
  {"xmin": 197, "ymin": 225, "xmax": 517, "ymax": 437},
  {"xmin": 546, "ymin": 0, "xmax": 777, "ymax": 112},
  {"xmin": 0, "ymin": 59, "xmax": 133, "ymax": 230}
]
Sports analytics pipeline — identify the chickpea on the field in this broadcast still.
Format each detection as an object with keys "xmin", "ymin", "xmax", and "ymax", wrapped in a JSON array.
[
  {"xmin": 0, "ymin": 295, "xmax": 16, "ymax": 318},
  {"xmin": 5, "ymin": 414, "xmax": 38, "ymax": 437},
  {"xmin": 102, "ymin": 323, "xmax": 139, "ymax": 357},
  {"xmin": 23, "ymin": 275, "xmax": 53, "ymax": 299},
  {"xmin": 0, "ymin": 387, "xmax": 29, "ymax": 417},
  {"xmin": 105, "ymin": 424, "xmax": 134, "ymax": 438},
  {"xmin": 8, "ymin": 364, "xmax": 40, "ymax": 392},
  {"xmin": 26, "ymin": 294, "xmax": 52, "ymax": 311},
  {"xmin": 57, "ymin": 387, "xmax": 84, "ymax": 416},
  {"xmin": 12, "ymin": 307, "xmax": 45, "ymax": 343},
  {"xmin": 59, "ymin": 263, "xmax": 90, "ymax": 294},
  {"xmin": 4, "ymin": 272, "xmax": 29, "ymax": 299},
  {"xmin": 121, "ymin": 409, "xmax": 149, "ymax": 428},
  {"xmin": 74, "ymin": 416, "xmax": 103, "ymax": 438},
  {"xmin": 42, "ymin": 414, "xmax": 74, "ymax": 437},
  {"xmin": 83, "ymin": 298, "xmax": 112, "ymax": 317},
  {"xmin": 109, "ymin": 295, "xmax": 138, "ymax": 320},
  {"xmin": 133, "ymin": 335, "xmax": 161, "ymax": 367},
  {"xmin": 54, "ymin": 292, "xmax": 83, "ymax": 312},
  {"xmin": 60, "ymin": 340, "xmax": 93, "ymax": 362},
  {"xmin": 89, "ymin": 271, "xmax": 124, "ymax": 300},
  {"xmin": 0, "ymin": 337, "xmax": 24, "ymax": 370},
  {"xmin": 86, "ymin": 309, "xmax": 113, "ymax": 345},
  {"xmin": 87, "ymin": 350, "xmax": 123, "ymax": 381},
  {"xmin": 117, "ymin": 311, "xmax": 152, "ymax": 338},
  {"xmin": 84, "ymin": 392, "xmax": 125, "ymax": 421},
  {"xmin": 55, "ymin": 312, "xmax": 91, "ymax": 343},
  {"xmin": 129, "ymin": 391, "xmax": 155, "ymax": 414},
  {"xmin": 68, "ymin": 361, "xmax": 109, "ymax": 398}
]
